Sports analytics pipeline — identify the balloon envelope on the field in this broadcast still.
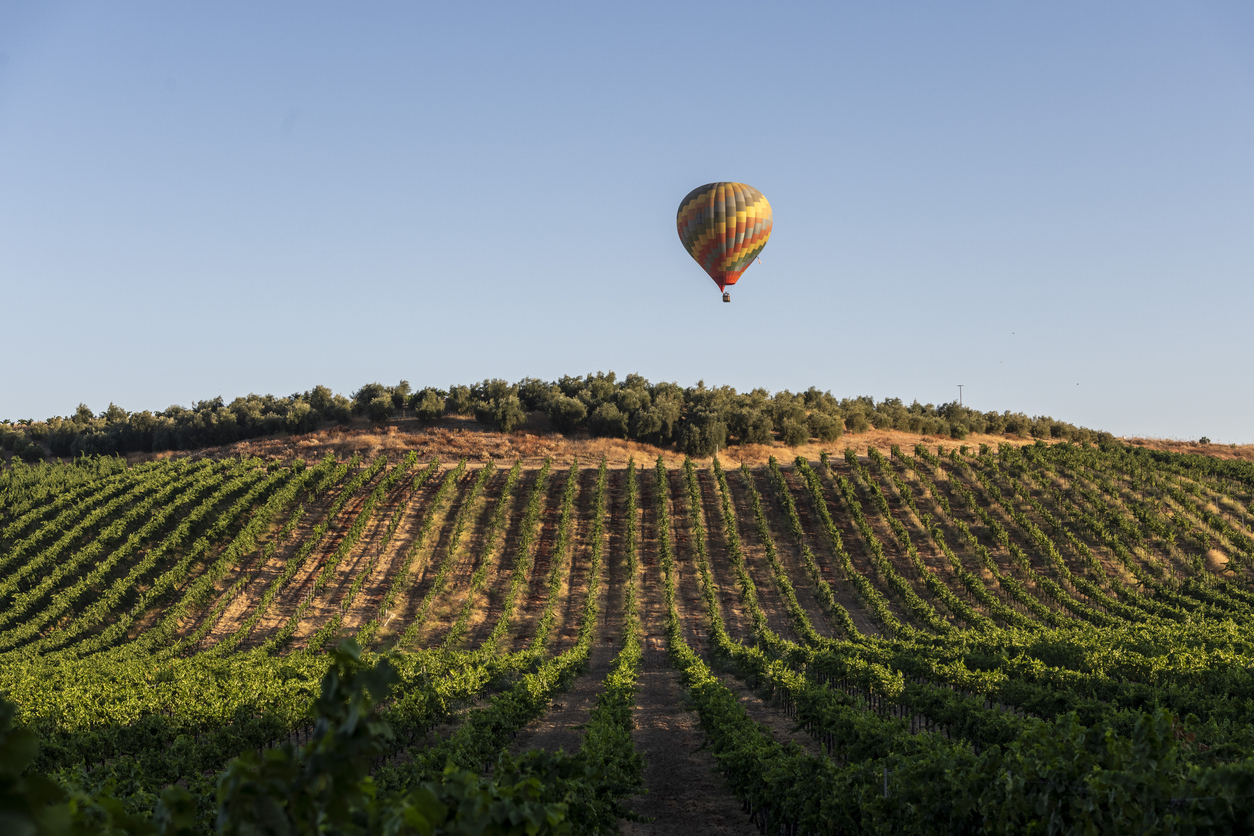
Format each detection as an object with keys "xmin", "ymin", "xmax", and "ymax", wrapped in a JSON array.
[{"xmin": 676, "ymin": 182, "xmax": 772, "ymax": 291}]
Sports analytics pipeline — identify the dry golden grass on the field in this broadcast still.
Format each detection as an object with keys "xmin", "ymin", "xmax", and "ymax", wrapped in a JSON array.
[
  {"xmin": 1205, "ymin": 549, "xmax": 1231, "ymax": 575},
  {"xmin": 1121, "ymin": 437, "xmax": 1254, "ymax": 462},
  {"xmin": 118, "ymin": 416, "xmax": 1076, "ymax": 469}
]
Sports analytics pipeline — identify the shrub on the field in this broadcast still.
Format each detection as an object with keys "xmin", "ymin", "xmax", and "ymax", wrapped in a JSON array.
[
  {"xmin": 547, "ymin": 394, "xmax": 587, "ymax": 434},
  {"xmin": 729, "ymin": 407, "xmax": 773, "ymax": 445},
  {"xmin": 470, "ymin": 378, "xmax": 515, "ymax": 404},
  {"xmin": 679, "ymin": 411, "xmax": 727, "ymax": 458},
  {"xmin": 389, "ymin": 380, "xmax": 411, "ymax": 410},
  {"xmin": 324, "ymin": 395, "xmax": 353, "ymax": 425},
  {"xmin": 808, "ymin": 411, "xmax": 843, "ymax": 443},
  {"xmin": 495, "ymin": 397, "xmax": 527, "ymax": 433},
  {"xmin": 949, "ymin": 423, "xmax": 969, "ymax": 440},
  {"xmin": 615, "ymin": 387, "xmax": 648, "ymax": 415},
  {"xmin": 17, "ymin": 443, "xmax": 45, "ymax": 463},
  {"xmin": 779, "ymin": 418, "xmax": 810, "ymax": 447},
  {"xmin": 413, "ymin": 389, "xmax": 446, "ymax": 424},
  {"xmin": 351, "ymin": 382, "xmax": 388, "ymax": 415},
  {"xmin": 770, "ymin": 393, "xmax": 807, "ymax": 428},
  {"xmin": 365, "ymin": 395, "xmax": 394, "ymax": 423},
  {"xmin": 445, "ymin": 385, "xmax": 474, "ymax": 416},
  {"xmin": 307, "ymin": 385, "xmax": 335, "ymax": 413},
  {"xmin": 846, "ymin": 412, "xmax": 870, "ymax": 434},
  {"xmin": 589, "ymin": 403, "xmax": 629, "ymax": 438},
  {"xmin": 476, "ymin": 396, "xmax": 527, "ymax": 433},
  {"xmin": 1003, "ymin": 413, "xmax": 1030, "ymax": 438},
  {"xmin": 286, "ymin": 402, "xmax": 318, "ymax": 434},
  {"xmin": 630, "ymin": 399, "xmax": 682, "ymax": 445},
  {"xmin": 516, "ymin": 377, "xmax": 552, "ymax": 410}
]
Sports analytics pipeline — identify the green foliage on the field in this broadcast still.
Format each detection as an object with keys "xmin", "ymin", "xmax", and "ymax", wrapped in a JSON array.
[
  {"xmin": 412, "ymin": 389, "xmax": 447, "ymax": 425},
  {"xmin": 514, "ymin": 377, "xmax": 552, "ymax": 411},
  {"xmin": 10, "ymin": 442, "xmax": 1254, "ymax": 833},
  {"xmin": 214, "ymin": 641, "xmax": 397, "ymax": 834},
  {"xmin": 807, "ymin": 411, "xmax": 842, "ymax": 442},
  {"xmin": 474, "ymin": 397, "xmax": 526, "ymax": 434},
  {"xmin": 1, "ymin": 641, "xmax": 595, "ymax": 835},
  {"xmin": 845, "ymin": 411, "xmax": 870, "ymax": 434},
  {"xmin": 2, "ymin": 374, "xmax": 1112, "ymax": 460},
  {"xmin": 546, "ymin": 395, "xmax": 586, "ymax": 434},
  {"xmin": 587, "ymin": 403, "xmax": 627, "ymax": 439},
  {"xmin": 778, "ymin": 419, "xmax": 809, "ymax": 447},
  {"xmin": 469, "ymin": 379, "xmax": 515, "ymax": 404},
  {"xmin": 365, "ymin": 395, "xmax": 395, "ymax": 423},
  {"xmin": 1, "ymin": 696, "xmax": 70, "ymax": 836},
  {"xmin": 284, "ymin": 402, "xmax": 318, "ymax": 434},
  {"xmin": 728, "ymin": 407, "xmax": 773, "ymax": 445},
  {"xmin": 768, "ymin": 392, "xmax": 807, "ymax": 429},
  {"xmin": 390, "ymin": 381, "xmax": 412, "ymax": 411},
  {"xmin": 679, "ymin": 410, "xmax": 727, "ymax": 458},
  {"xmin": 445, "ymin": 386, "xmax": 474, "ymax": 416},
  {"xmin": 17, "ymin": 443, "xmax": 46, "ymax": 463},
  {"xmin": 351, "ymin": 383, "xmax": 389, "ymax": 415},
  {"xmin": 627, "ymin": 398, "xmax": 680, "ymax": 446}
]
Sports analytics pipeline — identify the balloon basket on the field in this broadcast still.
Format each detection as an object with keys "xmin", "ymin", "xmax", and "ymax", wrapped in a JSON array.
[{"xmin": 722, "ymin": 292, "xmax": 731, "ymax": 303}]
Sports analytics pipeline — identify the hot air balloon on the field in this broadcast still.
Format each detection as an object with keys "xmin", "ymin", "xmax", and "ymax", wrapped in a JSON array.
[{"xmin": 676, "ymin": 182, "xmax": 772, "ymax": 302}]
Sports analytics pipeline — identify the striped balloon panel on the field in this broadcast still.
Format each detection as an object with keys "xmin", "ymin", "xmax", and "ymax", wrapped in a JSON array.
[{"xmin": 676, "ymin": 182, "xmax": 772, "ymax": 290}]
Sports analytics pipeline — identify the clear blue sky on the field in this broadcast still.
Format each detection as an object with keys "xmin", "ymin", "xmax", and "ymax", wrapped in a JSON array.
[{"xmin": 2, "ymin": 2, "xmax": 1252, "ymax": 441}]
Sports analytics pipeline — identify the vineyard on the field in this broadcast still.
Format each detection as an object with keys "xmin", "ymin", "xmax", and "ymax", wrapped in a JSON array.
[{"xmin": 5, "ymin": 438, "xmax": 1254, "ymax": 834}]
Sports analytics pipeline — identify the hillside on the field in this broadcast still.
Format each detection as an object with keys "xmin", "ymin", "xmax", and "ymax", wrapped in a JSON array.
[
  {"xmin": 117, "ymin": 414, "xmax": 1063, "ymax": 468},
  {"xmin": 5, "ymin": 435, "xmax": 1254, "ymax": 833},
  {"xmin": 1, "ymin": 372, "xmax": 1115, "ymax": 465}
]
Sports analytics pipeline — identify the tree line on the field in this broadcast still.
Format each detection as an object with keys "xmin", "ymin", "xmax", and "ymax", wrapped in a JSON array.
[{"xmin": 0, "ymin": 372, "xmax": 1113, "ymax": 461}]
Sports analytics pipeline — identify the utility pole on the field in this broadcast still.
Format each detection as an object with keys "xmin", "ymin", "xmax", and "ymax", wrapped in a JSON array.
[{"xmin": 957, "ymin": 385, "xmax": 963, "ymax": 406}]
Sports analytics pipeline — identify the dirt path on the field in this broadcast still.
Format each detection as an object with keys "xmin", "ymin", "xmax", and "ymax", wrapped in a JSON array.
[
  {"xmin": 695, "ymin": 469, "xmax": 752, "ymax": 642},
  {"xmin": 508, "ymin": 473, "xmax": 572, "ymax": 653},
  {"xmin": 371, "ymin": 468, "xmax": 472, "ymax": 649},
  {"xmin": 841, "ymin": 454, "xmax": 964, "ymax": 629},
  {"xmin": 953, "ymin": 463, "xmax": 1087, "ymax": 611},
  {"xmin": 507, "ymin": 640, "xmax": 616, "ymax": 756},
  {"xmin": 509, "ymin": 469, "xmax": 620, "ymax": 754},
  {"xmin": 412, "ymin": 468, "xmax": 505, "ymax": 648},
  {"xmin": 192, "ymin": 474, "xmax": 347, "ymax": 648},
  {"xmin": 939, "ymin": 465, "xmax": 1071, "ymax": 616},
  {"xmin": 599, "ymin": 468, "xmax": 626, "ymax": 653},
  {"xmin": 551, "ymin": 468, "xmax": 597, "ymax": 654},
  {"xmin": 241, "ymin": 466, "xmax": 386, "ymax": 648},
  {"xmin": 461, "ymin": 468, "xmax": 540, "ymax": 652},
  {"xmin": 430, "ymin": 467, "xmax": 523, "ymax": 649},
  {"xmin": 621, "ymin": 477, "xmax": 756, "ymax": 836},
  {"xmin": 1106, "ymin": 474, "xmax": 1197, "ymax": 579},
  {"xmin": 890, "ymin": 459, "xmax": 1007, "ymax": 589},
  {"xmin": 289, "ymin": 478, "xmax": 415, "ymax": 647},
  {"xmin": 724, "ymin": 470, "xmax": 800, "ymax": 643},
  {"xmin": 777, "ymin": 466, "xmax": 881, "ymax": 637},
  {"xmin": 667, "ymin": 468, "xmax": 712, "ymax": 654},
  {"xmin": 715, "ymin": 671, "xmax": 826, "ymax": 758},
  {"xmin": 338, "ymin": 471, "xmax": 445, "ymax": 637},
  {"xmin": 816, "ymin": 458, "xmax": 917, "ymax": 629},
  {"xmin": 876, "ymin": 462, "xmax": 1009, "ymax": 623},
  {"xmin": 747, "ymin": 466, "xmax": 838, "ymax": 642}
]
